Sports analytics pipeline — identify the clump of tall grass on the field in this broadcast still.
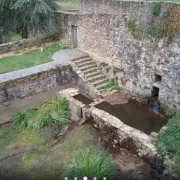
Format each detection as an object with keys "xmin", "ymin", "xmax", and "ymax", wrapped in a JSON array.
[
  {"xmin": 14, "ymin": 99, "xmax": 70, "ymax": 130},
  {"xmin": 65, "ymin": 148, "xmax": 115, "ymax": 179}
]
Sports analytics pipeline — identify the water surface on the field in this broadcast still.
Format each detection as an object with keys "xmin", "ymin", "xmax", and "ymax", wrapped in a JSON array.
[{"xmin": 95, "ymin": 100, "xmax": 167, "ymax": 135}]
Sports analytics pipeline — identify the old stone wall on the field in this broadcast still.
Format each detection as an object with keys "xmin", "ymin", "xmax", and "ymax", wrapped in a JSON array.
[
  {"xmin": 56, "ymin": 0, "xmax": 180, "ymax": 111},
  {"xmin": 55, "ymin": 11, "xmax": 79, "ymax": 40},
  {"xmin": 57, "ymin": 88, "xmax": 159, "ymax": 158},
  {"xmin": 0, "ymin": 33, "xmax": 62, "ymax": 55},
  {"xmin": 0, "ymin": 62, "xmax": 77, "ymax": 103}
]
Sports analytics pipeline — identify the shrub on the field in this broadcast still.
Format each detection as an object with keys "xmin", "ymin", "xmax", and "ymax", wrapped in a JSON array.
[
  {"xmin": 59, "ymin": 38, "xmax": 75, "ymax": 49},
  {"xmin": 157, "ymin": 117, "xmax": 180, "ymax": 178},
  {"xmin": 14, "ymin": 99, "xmax": 70, "ymax": 130},
  {"xmin": 65, "ymin": 148, "xmax": 115, "ymax": 179},
  {"xmin": 152, "ymin": 2, "xmax": 162, "ymax": 16}
]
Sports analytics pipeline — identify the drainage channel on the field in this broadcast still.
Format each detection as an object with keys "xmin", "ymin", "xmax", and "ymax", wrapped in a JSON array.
[{"xmin": 73, "ymin": 93, "xmax": 94, "ymax": 105}]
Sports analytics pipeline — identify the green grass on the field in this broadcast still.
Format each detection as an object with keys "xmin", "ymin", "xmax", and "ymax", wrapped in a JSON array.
[
  {"xmin": 65, "ymin": 148, "xmax": 115, "ymax": 179},
  {"xmin": 0, "ymin": 43, "xmax": 61, "ymax": 74},
  {"xmin": 157, "ymin": 117, "xmax": 180, "ymax": 178},
  {"xmin": 0, "ymin": 123, "xmax": 46, "ymax": 150},
  {"xmin": 0, "ymin": 123, "xmax": 106, "ymax": 179},
  {"xmin": 57, "ymin": 0, "xmax": 79, "ymax": 11},
  {"xmin": 103, "ymin": 80, "xmax": 121, "ymax": 90},
  {"xmin": 14, "ymin": 99, "xmax": 70, "ymax": 130},
  {"xmin": 153, "ymin": 0, "xmax": 180, "ymax": 2}
]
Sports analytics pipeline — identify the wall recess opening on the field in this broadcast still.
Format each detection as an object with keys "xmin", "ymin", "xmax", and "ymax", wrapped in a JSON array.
[
  {"xmin": 71, "ymin": 25, "xmax": 78, "ymax": 47},
  {"xmin": 155, "ymin": 74, "xmax": 162, "ymax": 82},
  {"xmin": 152, "ymin": 86, "xmax": 159, "ymax": 98}
]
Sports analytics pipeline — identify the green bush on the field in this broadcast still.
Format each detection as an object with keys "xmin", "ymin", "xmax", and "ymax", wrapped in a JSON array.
[
  {"xmin": 59, "ymin": 38, "xmax": 75, "ymax": 49},
  {"xmin": 157, "ymin": 117, "xmax": 180, "ymax": 178},
  {"xmin": 14, "ymin": 99, "xmax": 70, "ymax": 130},
  {"xmin": 65, "ymin": 148, "xmax": 115, "ymax": 179}
]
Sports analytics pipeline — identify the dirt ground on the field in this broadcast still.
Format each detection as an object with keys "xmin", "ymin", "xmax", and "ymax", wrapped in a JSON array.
[{"xmin": 101, "ymin": 90, "xmax": 130, "ymax": 105}]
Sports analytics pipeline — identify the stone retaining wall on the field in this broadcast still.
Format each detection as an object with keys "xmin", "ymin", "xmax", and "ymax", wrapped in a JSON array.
[
  {"xmin": 0, "ymin": 33, "xmax": 62, "ymax": 55},
  {"xmin": 56, "ymin": 0, "xmax": 180, "ymax": 112},
  {"xmin": 89, "ymin": 107, "xmax": 158, "ymax": 157},
  {"xmin": 0, "ymin": 62, "xmax": 77, "ymax": 103}
]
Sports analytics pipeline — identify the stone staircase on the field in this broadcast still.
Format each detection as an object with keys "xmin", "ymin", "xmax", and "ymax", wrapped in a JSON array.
[{"xmin": 72, "ymin": 56, "xmax": 109, "ymax": 90}]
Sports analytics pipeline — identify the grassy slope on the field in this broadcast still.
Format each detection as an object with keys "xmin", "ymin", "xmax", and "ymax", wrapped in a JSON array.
[
  {"xmin": 0, "ymin": 44, "xmax": 61, "ymax": 74},
  {"xmin": 0, "ymin": 123, "xmax": 99, "ymax": 179}
]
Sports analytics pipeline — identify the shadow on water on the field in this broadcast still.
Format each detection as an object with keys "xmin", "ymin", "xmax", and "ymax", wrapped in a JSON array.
[{"xmin": 95, "ymin": 99, "xmax": 167, "ymax": 135}]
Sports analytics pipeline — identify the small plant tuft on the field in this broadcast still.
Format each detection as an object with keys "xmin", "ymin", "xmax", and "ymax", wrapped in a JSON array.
[
  {"xmin": 128, "ymin": 18, "xmax": 143, "ymax": 39},
  {"xmin": 103, "ymin": 80, "xmax": 121, "ymax": 91},
  {"xmin": 65, "ymin": 148, "xmax": 115, "ymax": 179},
  {"xmin": 14, "ymin": 99, "xmax": 70, "ymax": 130},
  {"xmin": 152, "ymin": 2, "xmax": 162, "ymax": 16}
]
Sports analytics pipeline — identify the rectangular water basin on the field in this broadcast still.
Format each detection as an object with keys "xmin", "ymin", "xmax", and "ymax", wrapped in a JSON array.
[{"xmin": 95, "ymin": 100, "xmax": 167, "ymax": 135}]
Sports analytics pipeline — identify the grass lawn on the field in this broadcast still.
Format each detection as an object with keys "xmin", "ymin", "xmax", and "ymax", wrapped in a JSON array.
[
  {"xmin": 153, "ymin": 0, "xmax": 180, "ymax": 1},
  {"xmin": 0, "ymin": 99, "xmax": 108, "ymax": 179},
  {"xmin": 0, "ymin": 122, "xmax": 100, "ymax": 179},
  {"xmin": 0, "ymin": 43, "xmax": 61, "ymax": 74},
  {"xmin": 56, "ymin": 0, "xmax": 79, "ymax": 11}
]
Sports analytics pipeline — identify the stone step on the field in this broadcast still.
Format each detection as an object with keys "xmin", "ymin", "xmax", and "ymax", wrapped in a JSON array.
[
  {"xmin": 86, "ymin": 71, "xmax": 102, "ymax": 79},
  {"xmin": 72, "ymin": 55, "xmax": 89, "ymax": 62},
  {"xmin": 87, "ymin": 74, "xmax": 106, "ymax": 83},
  {"xmin": 77, "ymin": 61, "xmax": 95, "ymax": 68},
  {"xmin": 96, "ymin": 82, "xmax": 109, "ymax": 90},
  {"xmin": 91, "ymin": 78, "xmax": 109, "ymax": 87},
  {"xmin": 79, "ymin": 64, "xmax": 97, "ymax": 71},
  {"xmin": 73, "ymin": 58, "xmax": 92, "ymax": 65},
  {"xmin": 83, "ymin": 67, "xmax": 101, "ymax": 75}
]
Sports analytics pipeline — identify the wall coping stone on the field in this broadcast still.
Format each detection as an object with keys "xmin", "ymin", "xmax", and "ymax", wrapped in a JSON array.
[{"xmin": 0, "ymin": 61, "xmax": 71, "ymax": 84}]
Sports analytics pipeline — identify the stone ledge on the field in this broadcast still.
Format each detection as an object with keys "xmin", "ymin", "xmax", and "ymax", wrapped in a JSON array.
[
  {"xmin": 89, "ymin": 106, "xmax": 158, "ymax": 157},
  {"xmin": 0, "ymin": 61, "xmax": 71, "ymax": 84}
]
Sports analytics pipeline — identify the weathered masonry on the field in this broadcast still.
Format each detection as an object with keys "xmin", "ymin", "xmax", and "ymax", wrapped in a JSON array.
[{"xmin": 55, "ymin": 0, "xmax": 180, "ymax": 112}]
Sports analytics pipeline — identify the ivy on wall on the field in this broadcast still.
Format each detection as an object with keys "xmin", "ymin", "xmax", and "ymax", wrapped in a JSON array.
[{"xmin": 127, "ymin": 3, "xmax": 180, "ymax": 41}]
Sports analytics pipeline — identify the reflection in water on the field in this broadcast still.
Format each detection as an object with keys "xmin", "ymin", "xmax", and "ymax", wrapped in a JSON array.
[
  {"xmin": 95, "ymin": 100, "xmax": 167, "ymax": 135},
  {"xmin": 147, "ymin": 98, "xmax": 160, "ymax": 114}
]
